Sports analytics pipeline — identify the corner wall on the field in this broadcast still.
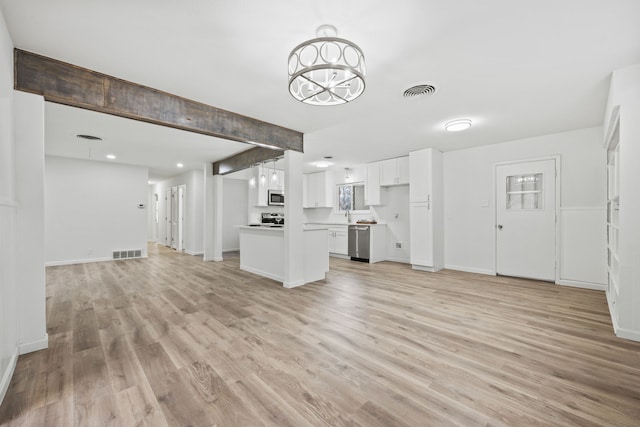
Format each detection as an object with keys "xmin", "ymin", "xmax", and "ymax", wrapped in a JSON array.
[
  {"xmin": 443, "ymin": 127, "xmax": 607, "ymax": 286},
  {"xmin": 44, "ymin": 156, "xmax": 149, "ymax": 265},
  {"xmin": 0, "ymin": 6, "xmax": 18, "ymax": 404}
]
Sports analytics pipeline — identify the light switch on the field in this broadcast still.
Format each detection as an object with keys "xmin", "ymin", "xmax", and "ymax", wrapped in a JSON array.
[{"xmin": 480, "ymin": 200, "xmax": 489, "ymax": 208}]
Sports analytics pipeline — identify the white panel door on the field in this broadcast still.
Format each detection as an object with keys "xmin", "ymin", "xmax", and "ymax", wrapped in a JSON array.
[
  {"xmin": 177, "ymin": 186, "xmax": 185, "ymax": 251},
  {"xmin": 165, "ymin": 189, "xmax": 171, "ymax": 247},
  {"xmin": 496, "ymin": 159, "xmax": 556, "ymax": 281},
  {"xmin": 171, "ymin": 187, "xmax": 178, "ymax": 249}
]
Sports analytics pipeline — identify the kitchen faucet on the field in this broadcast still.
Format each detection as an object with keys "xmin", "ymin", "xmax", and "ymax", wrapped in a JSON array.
[{"xmin": 345, "ymin": 210, "xmax": 351, "ymax": 223}]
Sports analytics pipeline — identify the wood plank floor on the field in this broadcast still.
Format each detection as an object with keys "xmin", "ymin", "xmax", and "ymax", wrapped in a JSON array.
[{"xmin": 1, "ymin": 244, "xmax": 640, "ymax": 426}]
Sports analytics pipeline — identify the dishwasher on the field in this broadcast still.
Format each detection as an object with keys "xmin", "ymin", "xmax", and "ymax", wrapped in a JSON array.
[{"xmin": 348, "ymin": 225, "xmax": 370, "ymax": 262}]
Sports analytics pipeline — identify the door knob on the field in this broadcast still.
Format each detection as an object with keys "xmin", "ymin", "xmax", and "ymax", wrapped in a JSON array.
[{"xmin": 497, "ymin": 224, "xmax": 503, "ymax": 230}]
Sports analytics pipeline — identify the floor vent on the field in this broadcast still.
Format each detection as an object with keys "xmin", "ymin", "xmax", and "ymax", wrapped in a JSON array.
[{"xmin": 112, "ymin": 249, "xmax": 143, "ymax": 260}]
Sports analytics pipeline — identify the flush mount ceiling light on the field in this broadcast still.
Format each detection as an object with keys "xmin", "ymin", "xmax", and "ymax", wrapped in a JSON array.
[
  {"xmin": 314, "ymin": 160, "xmax": 331, "ymax": 168},
  {"xmin": 445, "ymin": 119, "xmax": 472, "ymax": 132},
  {"xmin": 176, "ymin": 163, "xmax": 184, "ymax": 168},
  {"xmin": 106, "ymin": 154, "xmax": 116, "ymax": 160},
  {"xmin": 288, "ymin": 24, "xmax": 366, "ymax": 106}
]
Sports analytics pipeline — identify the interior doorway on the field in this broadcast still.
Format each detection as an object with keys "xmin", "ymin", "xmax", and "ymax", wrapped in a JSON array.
[
  {"xmin": 495, "ymin": 158, "xmax": 558, "ymax": 282},
  {"xmin": 165, "ymin": 185, "xmax": 186, "ymax": 251}
]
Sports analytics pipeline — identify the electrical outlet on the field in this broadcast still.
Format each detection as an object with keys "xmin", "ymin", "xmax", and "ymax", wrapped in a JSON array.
[{"xmin": 396, "ymin": 242, "xmax": 402, "ymax": 249}]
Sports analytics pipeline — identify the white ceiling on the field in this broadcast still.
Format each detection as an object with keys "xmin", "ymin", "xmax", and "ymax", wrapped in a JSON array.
[{"xmin": 2, "ymin": 0, "xmax": 640, "ymax": 177}]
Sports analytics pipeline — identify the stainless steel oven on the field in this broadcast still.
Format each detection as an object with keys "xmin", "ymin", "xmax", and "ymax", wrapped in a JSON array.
[{"xmin": 268, "ymin": 190, "xmax": 284, "ymax": 206}]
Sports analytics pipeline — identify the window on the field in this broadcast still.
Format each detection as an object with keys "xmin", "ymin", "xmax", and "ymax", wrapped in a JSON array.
[
  {"xmin": 338, "ymin": 183, "xmax": 369, "ymax": 211},
  {"xmin": 506, "ymin": 173, "xmax": 543, "ymax": 210}
]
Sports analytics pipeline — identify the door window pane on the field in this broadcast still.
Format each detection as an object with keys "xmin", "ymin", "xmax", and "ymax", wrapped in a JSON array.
[{"xmin": 506, "ymin": 173, "xmax": 543, "ymax": 210}]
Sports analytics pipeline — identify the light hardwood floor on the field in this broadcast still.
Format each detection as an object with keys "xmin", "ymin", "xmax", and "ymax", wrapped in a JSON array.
[{"xmin": 1, "ymin": 243, "xmax": 639, "ymax": 426}]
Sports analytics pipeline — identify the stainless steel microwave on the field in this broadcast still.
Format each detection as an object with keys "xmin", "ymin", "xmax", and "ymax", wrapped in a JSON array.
[{"xmin": 268, "ymin": 190, "xmax": 284, "ymax": 206}]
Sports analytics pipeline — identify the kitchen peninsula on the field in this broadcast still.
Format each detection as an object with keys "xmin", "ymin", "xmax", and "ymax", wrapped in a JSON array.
[{"xmin": 238, "ymin": 225, "xmax": 329, "ymax": 287}]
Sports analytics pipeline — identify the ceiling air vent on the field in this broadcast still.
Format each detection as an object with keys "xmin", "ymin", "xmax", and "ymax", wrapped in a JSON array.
[
  {"xmin": 403, "ymin": 83, "xmax": 438, "ymax": 98},
  {"xmin": 76, "ymin": 134, "xmax": 102, "ymax": 141}
]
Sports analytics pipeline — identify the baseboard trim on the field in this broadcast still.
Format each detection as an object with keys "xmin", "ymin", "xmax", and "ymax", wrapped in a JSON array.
[
  {"xmin": 329, "ymin": 253, "xmax": 350, "ymax": 260},
  {"xmin": 444, "ymin": 264, "xmax": 495, "ymax": 275},
  {"xmin": 46, "ymin": 257, "xmax": 112, "ymax": 267},
  {"xmin": 222, "ymin": 248, "xmax": 239, "ymax": 253},
  {"xmin": 412, "ymin": 264, "xmax": 437, "ymax": 273},
  {"xmin": 615, "ymin": 326, "xmax": 640, "ymax": 342},
  {"xmin": 18, "ymin": 334, "xmax": 48, "ymax": 355},
  {"xmin": 0, "ymin": 348, "xmax": 18, "ymax": 406},
  {"xmin": 185, "ymin": 250, "xmax": 204, "ymax": 256},
  {"xmin": 203, "ymin": 256, "xmax": 223, "ymax": 262},
  {"xmin": 557, "ymin": 279, "xmax": 606, "ymax": 291},
  {"xmin": 606, "ymin": 290, "xmax": 619, "ymax": 334},
  {"xmin": 385, "ymin": 257, "xmax": 410, "ymax": 264},
  {"xmin": 284, "ymin": 279, "xmax": 306, "ymax": 288},
  {"xmin": 240, "ymin": 265, "xmax": 282, "ymax": 283}
]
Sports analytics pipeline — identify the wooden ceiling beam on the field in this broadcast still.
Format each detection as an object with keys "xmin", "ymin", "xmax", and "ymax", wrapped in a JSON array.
[
  {"xmin": 14, "ymin": 49, "xmax": 303, "ymax": 152},
  {"xmin": 213, "ymin": 146, "xmax": 284, "ymax": 175}
]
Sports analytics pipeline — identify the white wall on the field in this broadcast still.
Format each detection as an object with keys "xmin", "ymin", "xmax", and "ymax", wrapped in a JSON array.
[
  {"xmin": 371, "ymin": 186, "xmax": 411, "ymax": 263},
  {"xmin": 45, "ymin": 156, "xmax": 149, "ymax": 265},
  {"xmin": 443, "ymin": 127, "xmax": 607, "ymax": 285},
  {"xmin": 223, "ymin": 177, "xmax": 248, "ymax": 251},
  {"xmin": 151, "ymin": 169, "xmax": 204, "ymax": 255},
  {"xmin": 0, "ymin": 6, "xmax": 18, "ymax": 404}
]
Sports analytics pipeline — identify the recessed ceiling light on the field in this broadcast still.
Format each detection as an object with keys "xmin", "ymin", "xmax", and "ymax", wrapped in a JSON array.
[
  {"xmin": 445, "ymin": 119, "xmax": 472, "ymax": 132},
  {"xmin": 177, "ymin": 163, "xmax": 184, "ymax": 168},
  {"xmin": 315, "ymin": 161, "xmax": 331, "ymax": 168},
  {"xmin": 106, "ymin": 154, "xmax": 116, "ymax": 160}
]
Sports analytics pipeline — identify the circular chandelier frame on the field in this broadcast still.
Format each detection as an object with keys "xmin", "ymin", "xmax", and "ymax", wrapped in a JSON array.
[{"xmin": 288, "ymin": 31, "xmax": 366, "ymax": 106}]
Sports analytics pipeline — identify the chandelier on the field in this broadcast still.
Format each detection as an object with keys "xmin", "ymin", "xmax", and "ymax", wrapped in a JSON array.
[{"xmin": 288, "ymin": 25, "xmax": 366, "ymax": 106}]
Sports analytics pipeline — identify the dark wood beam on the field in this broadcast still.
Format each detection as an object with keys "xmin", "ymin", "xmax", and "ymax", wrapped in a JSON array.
[
  {"xmin": 14, "ymin": 49, "xmax": 303, "ymax": 152},
  {"xmin": 213, "ymin": 146, "xmax": 284, "ymax": 175}
]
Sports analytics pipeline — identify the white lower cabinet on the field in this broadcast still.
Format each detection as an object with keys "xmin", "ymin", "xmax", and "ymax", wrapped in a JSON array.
[{"xmin": 328, "ymin": 226, "xmax": 348, "ymax": 255}]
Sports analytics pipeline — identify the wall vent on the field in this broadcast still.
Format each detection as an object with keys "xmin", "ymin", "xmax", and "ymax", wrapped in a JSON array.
[{"xmin": 112, "ymin": 249, "xmax": 143, "ymax": 260}]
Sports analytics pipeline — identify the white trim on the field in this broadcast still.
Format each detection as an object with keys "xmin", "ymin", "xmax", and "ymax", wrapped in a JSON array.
[
  {"xmin": 221, "ymin": 248, "xmax": 239, "ymax": 253},
  {"xmin": 557, "ymin": 279, "xmax": 607, "ymax": 291},
  {"xmin": 46, "ymin": 257, "xmax": 112, "ymax": 267},
  {"xmin": 203, "ymin": 256, "xmax": 223, "ymax": 262},
  {"xmin": 616, "ymin": 327, "xmax": 640, "ymax": 342},
  {"xmin": 445, "ymin": 264, "xmax": 496, "ymax": 276},
  {"xmin": 384, "ymin": 256, "xmax": 410, "ymax": 264},
  {"xmin": 493, "ymin": 155, "xmax": 562, "ymax": 283},
  {"xmin": 412, "ymin": 264, "xmax": 437, "ymax": 273},
  {"xmin": 606, "ymin": 290, "xmax": 619, "ymax": 333},
  {"xmin": 283, "ymin": 279, "xmax": 306, "ymax": 288},
  {"xmin": 18, "ymin": 334, "xmax": 48, "ymax": 355},
  {"xmin": 330, "ymin": 253, "xmax": 350, "ymax": 260},
  {"xmin": 0, "ymin": 348, "xmax": 19, "ymax": 405},
  {"xmin": 0, "ymin": 197, "xmax": 17, "ymax": 208},
  {"xmin": 240, "ymin": 264, "xmax": 282, "ymax": 282},
  {"xmin": 45, "ymin": 255, "xmax": 148, "ymax": 267},
  {"xmin": 185, "ymin": 250, "xmax": 204, "ymax": 256}
]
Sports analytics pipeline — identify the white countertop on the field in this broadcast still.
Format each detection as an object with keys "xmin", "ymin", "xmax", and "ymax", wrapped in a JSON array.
[
  {"xmin": 238, "ymin": 225, "xmax": 328, "ymax": 232},
  {"xmin": 304, "ymin": 222, "xmax": 386, "ymax": 227}
]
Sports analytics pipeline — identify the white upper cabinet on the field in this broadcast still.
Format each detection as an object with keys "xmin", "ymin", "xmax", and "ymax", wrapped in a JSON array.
[
  {"xmin": 365, "ymin": 163, "xmax": 381, "ymax": 205},
  {"xmin": 379, "ymin": 156, "xmax": 409, "ymax": 186},
  {"xmin": 304, "ymin": 171, "xmax": 334, "ymax": 208}
]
